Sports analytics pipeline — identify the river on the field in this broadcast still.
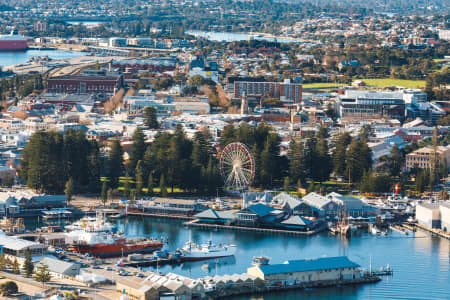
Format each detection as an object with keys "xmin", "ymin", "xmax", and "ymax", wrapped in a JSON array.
[
  {"xmin": 0, "ymin": 49, "xmax": 87, "ymax": 67},
  {"xmin": 114, "ymin": 216, "xmax": 449, "ymax": 300}
]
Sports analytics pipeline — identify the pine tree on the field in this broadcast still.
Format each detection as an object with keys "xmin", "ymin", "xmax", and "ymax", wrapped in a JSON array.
[
  {"xmin": 135, "ymin": 160, "xmax": 144, "ymax": 198},
  {"xmin": 315, "ymin": 130, "xmax": 332, "ymax": 182},
  {"xmin": 288, "ymin": 139, "xmax": 304, "ymax": 184},
  {"xmin": 129, "ymin": 127, "xmax": 146, "ymax": 171},
  {"xmin": 415, "ymin": 170, "xmax": 425, "ymax": 194},
  {"xmin": 64, "ymin": 177, "xmax": 74, "ymax": 206},
  {"xmin": 345, "ymin": 139, "xmax": 361, "ymax": 183},
  {"xmin": 389, "ymin": 144, "xmax": 403, "ymax": 177},
  {"xmin": 143, "ymin": 106, "xmax": 158, "ymax": 129},
  {"xmin": 34, "ymin": 263, "xmax": 51, "ymax": 287},
  {"xmin": 333, "ymin": 132, "xmax": 352, "ymax": 177},
  {"xmin": 0, "ymin": 253, "xmax": 6, "ymax": 270},
  {"xmin": 101, "ymin": 181, "xmax": 108, "ymax": 206},
  {"xmin": 147, "ymin": 173, "xmax": 154, "ymax": 196},
  {"xmin": 304, "ymin": 136, "xmax": 318, "ymax": 180},
  {"xmin": 24, "ymin": 248, "xmax": 34, "ymax": 278},
  {"xmin": 87, "ymin": 140, "xmax": 102, "ymax": 193},
  {"xmin": 307, "ymin": 181, "xmax": 315, "ymax": 193},
  {"xmin": 12, "ymin": 259, "xmax": 20, "ymax": 275},
  {"xmin": 260, "ymin": 142, "xmax": 272, "ymax": 188},
  {"xmin": 108, "ymin": 139, "xmax": 124, "ymax": 188},
  {"xmin": 283, "ymin": 176, "xmax": 290, "ymax": 191},
  {"xmin": 159, "ymin": 174, "xmax": 168, "ymax": 197}
]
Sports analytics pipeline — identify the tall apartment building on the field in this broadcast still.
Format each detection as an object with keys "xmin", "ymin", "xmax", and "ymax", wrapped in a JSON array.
[
  {"xmin": 405, "ymin": 146, "xmax": 450, "ymax": 171},
  {"xmin": 234, "ymin": 79, "xmax": 302, "ymax": 103}
]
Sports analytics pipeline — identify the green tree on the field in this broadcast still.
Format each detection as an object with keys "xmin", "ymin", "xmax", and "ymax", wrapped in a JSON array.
[
  {"xmin": 147, "ymin": 173, "xmax": 154, "ymax": 196},
  {"xmin": 333, "ymin": 132, "xmax": 352, "ymax": 177},
  {"xmin": 34, "ymin": 263, "xmax": 51, "ymax": 287},
  {"xmin": 304, "ymin": 135, "xmax": 318, "ymax": 180},
  {"xmin": 288, "ymin": 139, "xmax": 305, "ymax": 184},
  {"xmin": 24, "ymin": 248, "xmax": 34, "ymax": 278},
  {"xmin": 108, "ymin": 139, "xmax": 124, "ymax": 188},
  {"xmin": 135, "ymin": 160, "xmax": 144, "ymax": 198},
  {"xmin": 283, "ymin": 176, "xmax": 290, "ymax": 191},
  {"xmin": 415, "ymin": 170, "xmax": 426, "ymax": 194},
  {"xmin": 0, "ymin": 253, "xmax": 6, "ymax": 270},
  {"xmin": 64, "ymin": 177, "xmax": 74, "ymax": 206},
  {"xmin": 12, "ymin": 258, "xmax": 20, "ymax": 274},
  {"xmin": 129, "ymin": 127, "xmax": 146, "ymax": 171},
  {"xmin": 101, "ymin": 181, "xmax": 108, "ymax": 206},
  {"xmin": 389, "ymin": 144, "xmax": 403, "ymax": 177},
  {"xmin": 143, "ymin": 107, "xmax": 158, "ymax": 129},
  {"xmin": 315, "ymin": 128, "xmax": 332, "ymax": 182},
  {"xmin": 159, "ymin": 174, "xmax": 168, "ymax": 197},
  {"xmin": 0, "ymin": 281, "xmax": 18, "ymax": 296}
]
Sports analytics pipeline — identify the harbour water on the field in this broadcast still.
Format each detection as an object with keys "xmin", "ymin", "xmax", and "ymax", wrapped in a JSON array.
[
  {"xmin": 0, "ymin": 49, "xmax": 87, "ymax": 67},
  {"xmin": 186, "ymin": 30, "xmax": 306, "ymax": 44},
  {"xmin": 116, "ymin": 216, "xmax": 449, "ymax": 300},
  {"xmin": 66, "ymin": 21, "xmax": 106, "ymax": 28}
]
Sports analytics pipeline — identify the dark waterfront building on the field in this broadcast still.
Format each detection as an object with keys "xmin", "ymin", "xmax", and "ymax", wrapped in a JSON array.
[{"xmin": 47, "ymin": 72, "xmax": 123, "ymax": 94}]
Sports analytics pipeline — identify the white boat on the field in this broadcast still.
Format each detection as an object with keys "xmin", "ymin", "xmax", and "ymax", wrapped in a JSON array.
[
  {"xmin": 180, "ymin": 240, "xmax": 236, "ymax": 261},
  {"xmin": 65, "ymin": 211, "xmax": 116, "ymax": 233},
  {"xmin": 180, "ymin": 232, "xmax": 236, "ymax": 261},
  {"xmin": 370, "ymin": 225, "xmax": 381, "ymax": 235}
]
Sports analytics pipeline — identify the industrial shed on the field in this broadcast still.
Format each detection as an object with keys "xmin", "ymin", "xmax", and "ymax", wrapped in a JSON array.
[{"xmin": 247, "ymin": 256, "xmax": 362, "ymax": 286}]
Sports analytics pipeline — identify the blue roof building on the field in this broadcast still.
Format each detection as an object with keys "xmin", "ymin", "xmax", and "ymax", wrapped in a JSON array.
[{"xmin": 247, "ymin": 256, "xmax": 362, "ymax": 283}]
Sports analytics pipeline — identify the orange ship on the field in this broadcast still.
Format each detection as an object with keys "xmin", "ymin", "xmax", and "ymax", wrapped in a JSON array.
[{"xmin": 68, "ymin": 230, "xmax": 163, "ymax": 257}]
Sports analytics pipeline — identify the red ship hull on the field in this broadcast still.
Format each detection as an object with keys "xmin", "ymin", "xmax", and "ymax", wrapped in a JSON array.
[
  {"xmin": 71, "ymin": 241, "xmax": 163, "ymax": 258},
  {"xmin": 0, "ymin": 40, "xmax": 28, "ymax": 51}
]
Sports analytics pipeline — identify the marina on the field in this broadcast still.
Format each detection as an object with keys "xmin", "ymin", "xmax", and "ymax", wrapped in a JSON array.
[{"xmin": 109, "ymin": 216, "xmax": 449, "ymax": 300}]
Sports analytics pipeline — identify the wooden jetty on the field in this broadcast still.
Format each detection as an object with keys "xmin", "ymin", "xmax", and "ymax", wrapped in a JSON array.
[
  {"xmin": 126, "ymin": 211, "xmax": 194, "ymax": 221},
  {"xmin": 184, "ymin": 220, "xmax": 327, "ymax": 236},
  {"xmin": 389, "ymin": 224, "xmax": 410, "ymax": 235}
]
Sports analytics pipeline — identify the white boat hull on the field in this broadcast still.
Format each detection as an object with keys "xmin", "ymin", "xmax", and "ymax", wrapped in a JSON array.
[{"xmin": 182, "ymin": 245, "xmax": 236, "ymax": 261}]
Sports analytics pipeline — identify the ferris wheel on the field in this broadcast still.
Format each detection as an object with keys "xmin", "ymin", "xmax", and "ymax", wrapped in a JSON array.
[{"xmin": 219, "ymin": 142, "xmax": 255, "ymax": 190}]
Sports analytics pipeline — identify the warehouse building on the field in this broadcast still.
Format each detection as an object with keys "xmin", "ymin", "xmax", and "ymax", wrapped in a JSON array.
[
  {"xmin": 440, "ymin": 202, "xmax": 450, "ymax": 232},
  {"xmin": 247, "ymin": 256, "xmax": 362, "ymax": 286},
  {"xmin": 416, "ymin": 202, "xmax": 441, "ymax": 229},
  {"xmin": 0, "ymin": 233, "xmax": 46, "ymax": 262},
  {"xmin": 40, "ymin": 257, "xmax": 80, "ymax": 278}
]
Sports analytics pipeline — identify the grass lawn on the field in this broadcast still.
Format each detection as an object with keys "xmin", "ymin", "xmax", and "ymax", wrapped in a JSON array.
[
  {"xmin": 302, "ymin": 82, "xmax": 346, "ymax": 88},
  {"xmin": 360, "ymin": 78, "xmax": 426, "ymax": 88}
]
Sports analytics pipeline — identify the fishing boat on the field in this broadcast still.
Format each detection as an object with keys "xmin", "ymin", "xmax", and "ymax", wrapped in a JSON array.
[
  {"xmin": 178, "ymin": 232, "xmax": 236, "ymax": 261},
  {"xmin": 252, "ymin": 256, "xmax": 270, "ymax": 266}
]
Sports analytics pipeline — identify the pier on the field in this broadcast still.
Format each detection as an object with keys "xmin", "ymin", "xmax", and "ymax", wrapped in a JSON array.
[
  {"xmin": 184, "ymin": 220, "xmax": 327, "ymax": 236},
  {"xmin": 127, "ymin": 211, "xmax": 194, "ymax": 221},
  {"xmin": 207, "ymin": 276, "xmax": 381, "ymax": 299},
  {"xmin": 414, "ymin": 223, "xmax": 450, "ymax": 240},
  {"xmin": 389, "ymin": 224, "xmax": 411, "ymax": 235}
]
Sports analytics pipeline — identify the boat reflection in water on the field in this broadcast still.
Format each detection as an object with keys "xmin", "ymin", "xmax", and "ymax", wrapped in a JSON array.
[{"xmin": 180, "ymin": 255, "xmax": 237, "ymax": 274}]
